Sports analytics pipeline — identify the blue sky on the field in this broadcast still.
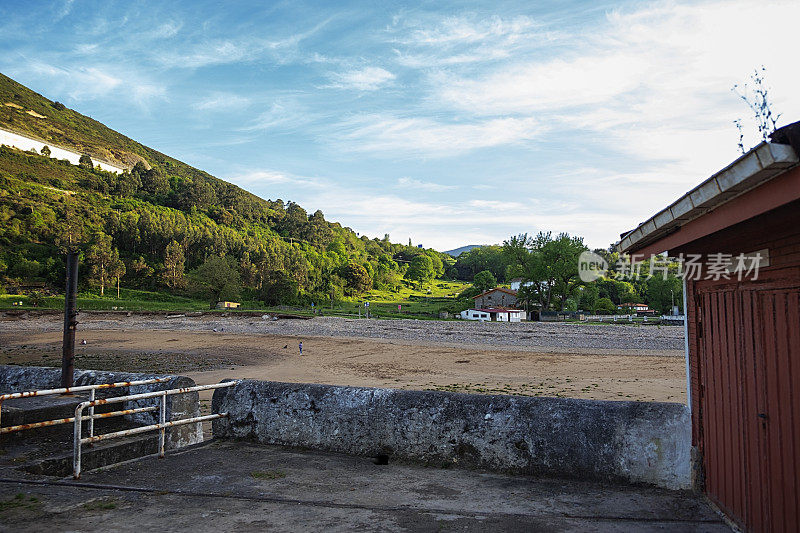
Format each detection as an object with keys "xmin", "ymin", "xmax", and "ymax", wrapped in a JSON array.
[{"xmin": 1, "ymin": 0, "xmax": 798, "ymax": 251}]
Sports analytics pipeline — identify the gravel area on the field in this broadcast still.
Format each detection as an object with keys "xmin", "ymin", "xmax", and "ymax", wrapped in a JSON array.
[{"xmin": 1, "ymin": 313, "xmax": 685, "ymax": 354}]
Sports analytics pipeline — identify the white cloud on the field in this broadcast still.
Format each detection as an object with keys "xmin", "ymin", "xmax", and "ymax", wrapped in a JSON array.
[
  {"xmin": 326, "ymin": 66, "xmax": 395, "ymax": 91},
  {"xmin": 434, "ymin": 52, "xmax": 647, "ymax": 114},
  {"xmin": 227, "ymin": 169, "xmax": 319, "ymax": 188},
  {"xmin": 193, "ymin": 93, "xmax": 251, "ymax": 112},
  {"xmin": 240, "ymin": 100, "xmax": 310, "ymax": 132},
  {"xmin": 16, "ymin": 61, "xmax": 166, "ymax": 108},
  {"xmin": 56, "ymin": 0, "xmax": 75, "ymax": 21},
  {"xmin": 430, "ymin": 1, "xmax": 800, "ymax": 150},
  {"xmin": 469, "ymin": 199, "xmax": 525, "ymax": 210},
  {"xmin": 154, "ymin": 18, "xmax": 333, "ymax": 69},
  {"xmin": 332, "ymin": 114, "xmax": 543, "ymax": 156},
  {"xmin": 388, "ymin": 14, "xmax": 553, "ymax": 67},
  {"xmin": 409, "ymin": 15, "xmax": 535, "ymax": 45},
  {"xmin": 397, "ymin": 177, "xmax": 456, "ymax": 192},
  {"xmin": 159, "ymin": 39, "xmax": 259, "ymax": 69}
]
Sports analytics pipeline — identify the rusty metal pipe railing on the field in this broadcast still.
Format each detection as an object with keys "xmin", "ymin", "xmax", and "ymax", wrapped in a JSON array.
[
  {"xmin": 0, "ymin": 405, "xmax": 159, "ymax": 434},
  {"xmin": 73, "ymin": 381, "xmax": 239, "ymax": 479},
  {"xmin": 0, "ymin": 378, "xmax": 171, "ymax": 433}
]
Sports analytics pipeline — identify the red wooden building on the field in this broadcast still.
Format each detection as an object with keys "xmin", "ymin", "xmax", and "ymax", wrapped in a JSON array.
[{"xmin": 619, "ymin": 122, "xmax": 800, "ymax": 532}]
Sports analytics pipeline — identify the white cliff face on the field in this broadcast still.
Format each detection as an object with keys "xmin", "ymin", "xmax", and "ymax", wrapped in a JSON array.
[{"xmin": 0, "ymin": 126, "xmax": 126, "ymax": 174}]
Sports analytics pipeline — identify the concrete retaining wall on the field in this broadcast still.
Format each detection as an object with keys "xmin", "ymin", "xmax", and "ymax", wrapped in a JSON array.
[
  {"xmin": 212, "ymin": 381, "xmax": 692, "ymax": 489},
  {"xmin": 0, "ymin": 365, "xmax": 203, "ymax": 449},
  {"xmin": 0, "ymin": 127, "xmax": 126, "ymax": 173}
]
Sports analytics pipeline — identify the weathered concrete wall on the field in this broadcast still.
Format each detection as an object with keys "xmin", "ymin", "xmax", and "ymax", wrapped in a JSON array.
[
  {"xmin": 213, "ymin": 380, "xmax": 691, "ymax": 490},
  {"xmin": 0, "ymin": 127, "xmax": 126, "ymax": 173},
  {"xmin": 0, "ymin": 365, "xmax": 203, "ymax": 449}
]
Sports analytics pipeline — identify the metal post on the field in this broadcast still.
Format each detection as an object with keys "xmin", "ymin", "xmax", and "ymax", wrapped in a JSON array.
[
  {"xmin": 682, "ymin": 277, "xmax": 692, "ymax": 411},
  {"xmin": 73, "ymin": 406, "xmax": 82, "ymax": 479},
  {"xmin": 88, "ymin": 389, "xmax": 95, "ymax": 445},
  {"xmin": 158, "ymin": 392, "xmax": 166, "ymax": 458},
  {"xmin": 62, "ymin": 251, "xmax": 79, "ymax": 389}
]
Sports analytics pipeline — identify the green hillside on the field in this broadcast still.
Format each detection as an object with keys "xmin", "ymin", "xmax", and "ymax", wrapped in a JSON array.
[{"xmin": 0, "ymin": 73, "xmax": 453, "ymax": 307}]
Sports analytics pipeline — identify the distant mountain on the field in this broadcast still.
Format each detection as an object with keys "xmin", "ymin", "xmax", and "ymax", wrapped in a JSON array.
[{"xmin": 443, "ymin": 245, "xmax": 488, "ymax": 257}]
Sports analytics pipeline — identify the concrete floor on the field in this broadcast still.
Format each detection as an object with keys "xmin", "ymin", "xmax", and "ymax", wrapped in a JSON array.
[{"xmin": 0, "ymin": 440, "xmax": 729, "ymax": 532}]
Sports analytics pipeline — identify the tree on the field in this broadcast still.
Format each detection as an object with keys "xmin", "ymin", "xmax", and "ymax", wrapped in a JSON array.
[
  {"xmin": 78, "ymin": 154, "xmax": 93, "ymax": 169},
  {"xmin": 503, "ymin": 232, "xmax": 587, "ymax": 311},
  {"xmin": 262, "ymin": 271, "xmax": 298, "ymax": 305},
  {"xmin": 596, "ymin": 297, "xmax": 616, "ymax": 314},
  {"xmin": 340, "ymin": 261, "xmax": 371, "ymax": 295},
  {"xmin": 472, "ymin": 270, "xmax": 497, "ymax": 292},
  {"xmin": 161, "ymin": 240, "xmax": 185, "ymax": 289},
  {"xmin": 130, "ymin": 256, "xmax": 154, "ymax": 285},
  {"xmin": 110, "ymin": 253, "xmax": 126, "ymax": 298},
  {"xmin": 40, "ymin": 145, "xmax": 51, "ymax": 157},
  {"xmin": 116, "ymin": 169, "xmax": 141, "ymax": 197},
  {"xmin": 646, "ymin": 275, "xmax": 682, "ymax": 315},
  {"xmin": 405, "ymin": 254, "xmax": 435, "ymax": 285},
  {"xmin": 453, "ymin": 245, "xmax": 509, "ymax": 281},
  {"xmin": 140, "ymin": 167, "xmax": 169, "ymax": 197},
  {"xmin": 578, "ymin": 283, "xmax": 599, "ymax": 312},
  {"xmin": 86, "ymin": 232, "xmax": 121, "ymax": 296},
  {"xmin": 177, "ymin": 178, "xmax": 215, "ymax": 211},
  {"xmin": 54, "ymin": 198, "xmax": 86, "ymax": 253},
  {"xmin": 191, "ymin": 255, "xmax": 241, "ymax": 304},
  {"xmin": 597, "ymin": 278, "xmax": 639, "ymax": 305}
]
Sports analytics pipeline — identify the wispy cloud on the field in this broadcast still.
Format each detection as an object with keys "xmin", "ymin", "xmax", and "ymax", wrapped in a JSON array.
[
  {"xmin": 397, "ymin": 177, "xmax": 456, "ymax": 192},
  {"xmin": 227, "ymin": 169, "xmax": 319, "ymax": 188},
  {"xmin": 56, "ymin": 0, "xmax": 75, "ymax": 21},
  {"xmin": 193, "ymin": 93, "xmax": 251, "ymax": 112},
  {"xmin": 326, "ymin": 66, "xmax": 395, "ymax": 91},
  {"xmin": 428, "ymin": 1, "xmax": 800, "ymax": 162},
  {"xmin": 402, "ymin": 15, "xmax": 535, "ymax": 45},
  {"xmin": 332, "ymin": 114, "xmax": 543, "ymax": 156},
  {"xmin": 14, "ymin": 60, "xmax": 166, "ymax": 108},
  {"xmin": 388, "ymin": 13, "xmax": 556, "ymax": 67},
  {"xmin": 239, "ymin": 99, "xmax": 316, "ymax": 132}
]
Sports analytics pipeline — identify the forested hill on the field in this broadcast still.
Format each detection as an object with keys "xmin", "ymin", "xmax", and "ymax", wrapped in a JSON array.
[{"xmin": 0, "ymin": 73, "xmax": 451, "ymax": 304}]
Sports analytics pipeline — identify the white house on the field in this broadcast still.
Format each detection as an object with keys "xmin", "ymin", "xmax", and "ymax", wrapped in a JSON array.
[
  {"xmin": 460, "ymin": 308, "xmax": 525, "ymax": 322},
  {"xmin": 617, "ymin": 302, "xmax": 652, "ymax": 313},
  {"xmin": 508, "ymin": 278, "xmax": 533, "ymax": 291}
]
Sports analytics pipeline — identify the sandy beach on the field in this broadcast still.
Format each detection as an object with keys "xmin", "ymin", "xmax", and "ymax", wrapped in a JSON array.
[{"xmin": 0, "ymin": 313, "xmax": 687, "ymax": 403}]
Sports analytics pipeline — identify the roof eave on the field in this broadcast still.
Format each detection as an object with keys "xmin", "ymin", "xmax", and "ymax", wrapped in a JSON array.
[{"xmin": 618, "ymin": 142, "xmax": 799, "ymax": 254}]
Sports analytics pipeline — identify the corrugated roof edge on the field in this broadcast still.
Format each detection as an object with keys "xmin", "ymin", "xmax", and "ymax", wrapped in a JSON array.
[{"xmin": 617, "ymin": 141, "xmax": 798, "ymax": 254}]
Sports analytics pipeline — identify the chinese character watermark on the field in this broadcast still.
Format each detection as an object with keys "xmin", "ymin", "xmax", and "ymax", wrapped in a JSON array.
[{"xmin": 579, "ymin": 252, "xmax": 764, "ymax": 282}]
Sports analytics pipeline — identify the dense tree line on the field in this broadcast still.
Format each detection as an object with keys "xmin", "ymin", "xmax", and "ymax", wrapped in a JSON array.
[
  {"xmin": 453, "ymin": 234, "xmax": 683, "ymax": 314},
  {"xmin": 0, "ymin": 145, "xmax": 450, "ymax": 306}
]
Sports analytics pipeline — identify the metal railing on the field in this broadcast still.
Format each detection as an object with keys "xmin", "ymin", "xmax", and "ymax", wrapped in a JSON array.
[
  {"xmin": 0, "ymin": 378, "xmax": 171, "ymax": 436},
  {"xmin": 73, "ymin": 381, "xmax": 238, "ymax": 479}
]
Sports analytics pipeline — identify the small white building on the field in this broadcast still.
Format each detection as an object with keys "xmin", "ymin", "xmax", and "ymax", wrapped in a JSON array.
[
  {"xmin": 460, "ymin": 308, "xmax": 525, "ymax": 322},
  {"xmin": 509, "ymin": 278, "xmax": 525, "ymax": 291},
  {"xmin": 617, "ymin": 302, "xmax": 651, "ymax": 313}
]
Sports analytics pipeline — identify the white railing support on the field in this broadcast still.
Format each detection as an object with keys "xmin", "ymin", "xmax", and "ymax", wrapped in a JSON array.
[
  {"xmin": 72, "ymin": 381, "xmax": 238, "ymax": 479},
  {"xmin": 88, "ymin": 389, "xmax": 95, "ymax": 445},
  {"xmin": 159, "ymin": 391, "xmax": 166, "ymax": 458}
]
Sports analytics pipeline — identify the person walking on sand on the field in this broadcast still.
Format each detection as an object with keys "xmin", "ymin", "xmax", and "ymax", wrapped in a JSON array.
[{"xmin": 299, "ymin": 341, "xmax": 303, "ymax": 355}]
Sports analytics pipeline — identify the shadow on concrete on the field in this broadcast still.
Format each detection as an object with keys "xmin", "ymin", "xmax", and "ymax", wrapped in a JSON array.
[{"xmin": 0, "ymin": 440, "xmax": 729, "ymax": 532}]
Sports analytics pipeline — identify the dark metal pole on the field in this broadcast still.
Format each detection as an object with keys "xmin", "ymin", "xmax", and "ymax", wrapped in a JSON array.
[{"xmin": 62, "ymin": 251, "xmax": 79, "ymax": 388}]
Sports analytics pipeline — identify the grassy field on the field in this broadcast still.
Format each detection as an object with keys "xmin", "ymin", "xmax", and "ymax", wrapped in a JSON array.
[{"xmin": 0, "ymin": 280, "xmax": 472, "ymax": 319}]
